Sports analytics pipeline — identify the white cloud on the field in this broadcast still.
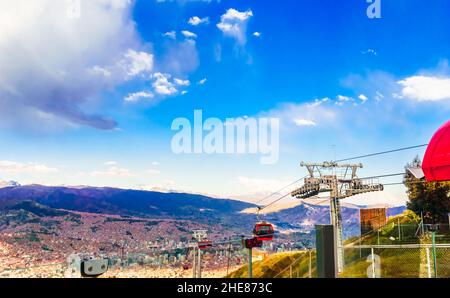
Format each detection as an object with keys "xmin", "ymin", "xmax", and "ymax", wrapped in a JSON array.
[
  {"xmin": 253, "ymin": 32, "xmax": 261, "ymax": 37},
  {"xmin": 0, "ymin": 160, "xmax": 58, "ymax": 174},
  {"xmin": 307, "ymin": 97, "xmax": 330, "ymax": 107},
  {"xmin": 174, "ymin": 78, "xmax": 191, "ymax": 86},
  {"xmin": 152, "ymin": 72, "xmax": 178, "ymax": 95},
  {"xmin": 362, "ymin": 49, "xmax": 377, "ymax": 56},
  {"xmin": 181, "ymin": 30, "xmax": 197, "ymax": 39},
  {"xmin": 124, "ymin": 91, "xmax": 154, "ymax": 102},
  {"xmin": 163, "ymin": 31, "xmax": 176, "ymax": 39},
  {"xmin": 358, "ymin": 94, "xmax": 368, "ymax": 103},
  {"xmin": 139, "ymin": 180, "xmax": 176, "ymax": 193},
  {"xmin": 337, "ymin": 95, "xmax": 352, "ymax": 102},
  {"xmin": 398, "ymin": 75, "xmax": 450, "ymax": 101},
  {"xmin": 88, "ymin": 66, "xmax": 112, "ymax": 78},
  {"xmin": 217, "ymin": 8, "xmax": 253, "ymax": 45},
  {"xmin": 188, "ymin": 16, "xmax": 209, "ymax": 26},
  {"xmin": 262, "ymin": 99, "xmax": 337, "ymax": 134},
  {"xmin": 0, "ymin": 0, "xmax": 146, "ymax": 130},
  {"xmin": 237, "ymin": 176, "xmax": 296, "ymax": 194},
  {"xmin": 345, "ymin": 191, "xmax": 406, "ymax": 207},
  {"xmin": 104, "ymin": 161, "xmax": 118, "ymax": 166},
  {"xmin": 122, "ymin": 49, "xmax": 154, "ymax": 78},
  {"xmin": 198, "ymin": 78, "xmax": 207, "ymax": 85},
  {"xmin": 375, "ymin": 91, "xmax": 385, "ymax": 101},
  {"xmin": 91, "ymin": 166, "xmax": 135, "ymax": 177},
  {"xmin": 160, "ymin": 39, "xmax": 199, "ymax": 75},
  {"xmin": 88, "ymin": 49, "xmax": 154, "ymax": 82},
  {"xmin": 146, "ymin": 169, "xmax": 161, "ymax": 175},
  {"xmin": 294, "ymin": 119, "xmax": 317, "ymax": 127}
]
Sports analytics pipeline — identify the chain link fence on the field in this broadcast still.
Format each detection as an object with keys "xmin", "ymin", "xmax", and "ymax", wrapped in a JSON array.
[
  {"xmin": 349, "ymin": 223, "xmax": 450, "ymax": 246},
  {"xmin": 341, "ymin": 244, "xmax": 450, "ymax": 278},
  {"xmin": 273, "ymin": 250, "xmax": 316, "ymax": 278}
]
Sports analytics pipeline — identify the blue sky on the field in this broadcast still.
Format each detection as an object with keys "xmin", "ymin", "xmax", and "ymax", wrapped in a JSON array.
[{"xmin": 0, "ymin": 0, "xmax": 449, "ymax": 206}]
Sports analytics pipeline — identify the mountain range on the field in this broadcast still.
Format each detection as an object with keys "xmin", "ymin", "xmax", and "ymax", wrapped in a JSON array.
[{"xmin": 0, "ymin": 183, "xmax": 406, "ymax": 237}]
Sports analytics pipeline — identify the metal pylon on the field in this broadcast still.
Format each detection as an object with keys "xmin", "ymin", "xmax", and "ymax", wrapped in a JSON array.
[
  {"xmin": 330, "ymin": 196, "xmax": 344, "ymax": 273},
  {"xmin": 291, "ymin": 162, "xmax": 384, "ymax": 275}
]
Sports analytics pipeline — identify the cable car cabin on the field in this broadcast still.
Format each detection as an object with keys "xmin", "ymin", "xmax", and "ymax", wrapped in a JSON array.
[
  {"xmin": 198, "ymin": 240, "xmax": 212, "ymax": 250},
  {"xmin": 253, "ymin": 222, "xmax": 275, "ymax": 241},
  {"xmin": 244, "ymin": 237, "xmax": 263, "ymax": 249}
]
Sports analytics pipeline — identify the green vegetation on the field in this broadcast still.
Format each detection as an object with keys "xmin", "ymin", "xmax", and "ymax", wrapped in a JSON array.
[
  {"xmin": 8, "ymin": 201, "xmax": 69, "ymax": 217},
  {"xmin": 104, "ymin": 217, "xmax": 148, "ymax": 224},
  {"xmin": 14, "ymin": 232, "xmax": 41, "ymax": 243},
  {"xmin": 145, "ymin": 220, "xmax": 161, "ymax": 226},
  {"xmin": 228, "ymin": 251, "xmax": 316, "ymax": 278},
  {"xmin": 229, "ymin": 211, "xmax": 450, "ymax": 278},
  {"xmin": 65, "ymin": 213, "xmax": 82, "ymax": 226},
  {"xmin": 342, "ymin": 211, "xmax": 450, "ymax": 278},
  {"xmin": 41, "ymin": 244, "xmax": 53, "ymax": 252},
  {"xmin": 350, "ymin": 210, "xmax": 422, "ymax": 245},
  {"xmin": 405, "ymin": 156, "xmax": 450, "ymax": 224}
]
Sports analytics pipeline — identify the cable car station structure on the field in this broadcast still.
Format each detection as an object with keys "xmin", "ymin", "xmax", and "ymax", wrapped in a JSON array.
[{"xmin": 291, "ymin": 161, "xmax": 384, "ymax": 272}]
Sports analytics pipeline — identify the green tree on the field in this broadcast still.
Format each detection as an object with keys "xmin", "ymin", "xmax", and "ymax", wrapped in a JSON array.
[{"xmin": 405, "ymin": 156, "xmax": 450, "ymax": 224}]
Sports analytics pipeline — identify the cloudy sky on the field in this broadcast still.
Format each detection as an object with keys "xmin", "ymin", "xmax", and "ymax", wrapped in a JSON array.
[{"xmin": 0, "ymin": 0, "xmax": 449, "ymax": 206}]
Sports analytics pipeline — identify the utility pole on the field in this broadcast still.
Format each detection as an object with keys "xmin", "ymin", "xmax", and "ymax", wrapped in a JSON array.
[
  {"xmin": 431, "ymin": 228, "xmax": 438, "ymax": 278},
  {"xmin": 192, "ymin": 230, "xmax": 208, "ymax": 278},
  {"xmin": 197, "ymin": 247, "xmax": 202, "ymax": 278},
  {"xmin": 192, "ymin": 246, "xmax": 197, "ymax": 278},
  {"xmin": 292, "ymin": 162, "xmax": 383, "ymax": 273},
  {"xmin": 248, "ymin": 248, "xmax": 253, "ymax": 278}
]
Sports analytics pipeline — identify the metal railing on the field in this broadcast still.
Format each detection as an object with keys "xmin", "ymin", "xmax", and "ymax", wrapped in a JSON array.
[{"xmin": 341, "ymin": 243, "xmax": 450, "ymax": 278}]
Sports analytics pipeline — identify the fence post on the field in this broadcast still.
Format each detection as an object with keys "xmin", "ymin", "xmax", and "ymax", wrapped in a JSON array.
[
  {"xmin": 197, "ymin": 248, "xmax": 202, "ymax": 278},
  {"xmin": 248, "ymin": 248, "xmax": 253, "ymax": 278},
  {"xmin": 308, "ymin": 250, "xmax": 312, "ymax": 278},
  {"xmin": 192, "ymin": 247, "xmax": 197, "ymax": 278},
  {"xmin": 398, "ymin": 218, "xmax": 401, "ymax": 243},
  {"xmin": 377, "ymin": 230, "xmax": 380, "ymax": 245},
  {"xmin": 432, "ymin": 232, "xmax": 437, "ymax": 278},
  {"xmin": 359, "ymin": 237, "xmax": 362, "ymax": 258},
  {"xmin": 289, "ymin": 265, "xmax": 292, "ymax": 278},
  {"xmin": 371, "ymin": 247, "xmax": 375, "ymax": 278},
  {"xmin": 426, "ymin": 246, "xmax": 432, "ymax": 278}
]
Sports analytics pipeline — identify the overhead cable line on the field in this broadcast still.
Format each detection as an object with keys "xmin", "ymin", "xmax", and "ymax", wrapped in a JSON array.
[
  {"xmin": 359, "ymin": 173, "xmax": 405, "ymax": 180},
  {"xmin": 259, "ymin": 192, "xmax": 292, "ymax": 211},
  {"xmin": 333, "ymin": 144, "xmax": 428, "ymax": 163},
  {"xmin": 253, "ymin": 175, "xmax": 308, "ymax": 205}
]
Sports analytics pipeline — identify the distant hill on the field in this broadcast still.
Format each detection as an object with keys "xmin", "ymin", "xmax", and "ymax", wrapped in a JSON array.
[
  {"xmin": 7, "ymin": 200, "xmax": 69, "ymax": 217},
  {"xmin": 0, "ymin": 180, "xmax": 20, "ymax": 188},
  {"xmin": 0, "ymin": 185, "xmax": 255, "ymax": 221},
  {"xmin": 0, "ymin": 184, "xmax": 406, "ymax": 237},
  {"xmin": 262, "ymin": 201, "xmax": 406, "ymax": 238}
]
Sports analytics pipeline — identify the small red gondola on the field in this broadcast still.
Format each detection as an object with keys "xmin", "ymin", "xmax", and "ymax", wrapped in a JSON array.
[
  {"xmin": 423, "ymin": 120, "xmax": 450, "ymax": 182},
  {"xmin": 244, "ymin": 237, "xmax": 263, "ymax": 249},
  {"xmin": 198, "ymin": 240, "xmax": 212, "ymax": 250},
  {"xmin": 253, "ymin": 222, "xmax": 275, "ymax": 241}
]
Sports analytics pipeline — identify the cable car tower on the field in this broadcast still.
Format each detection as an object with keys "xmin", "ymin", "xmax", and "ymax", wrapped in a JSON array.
[{"xmin": 291, "ymin": 162, "xmax": 384, "ymax": 273}]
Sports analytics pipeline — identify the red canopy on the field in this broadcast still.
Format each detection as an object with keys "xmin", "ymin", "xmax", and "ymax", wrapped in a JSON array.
[{"xmin": 423, "ymin": 120, "xmax": 450, "ymax": 182}]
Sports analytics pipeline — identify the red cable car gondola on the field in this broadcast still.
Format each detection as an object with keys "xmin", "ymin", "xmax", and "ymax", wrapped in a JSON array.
[
  {"xmin": 198, "ymin": 240, "xmax": 212, "ymax": 250},
  {"xmin": 423, "ymin": 120, "xmax": 450, "ymax": 182},
  {"xmin": 253, "ymin": 221, "xmax": 275, "ymax": 241}
]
